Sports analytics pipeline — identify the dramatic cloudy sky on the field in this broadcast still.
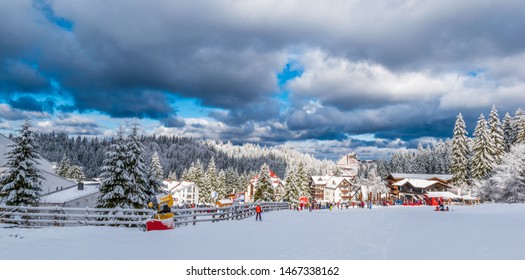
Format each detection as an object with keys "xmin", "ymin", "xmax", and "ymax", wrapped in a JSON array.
[{"xmin": 2, "ymin": 0, "xmax": 525, "ymax": 160}]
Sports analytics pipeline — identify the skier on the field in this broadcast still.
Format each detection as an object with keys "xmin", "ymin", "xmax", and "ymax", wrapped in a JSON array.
[{"xmin": 255, "ymin": 204, "xmax": 262, "ymax": 221}]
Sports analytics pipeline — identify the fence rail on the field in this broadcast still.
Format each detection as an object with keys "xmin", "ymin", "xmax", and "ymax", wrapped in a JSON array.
[{"xmin": 0, "ymin": 202, "xmax": 289, "ymax": 228}]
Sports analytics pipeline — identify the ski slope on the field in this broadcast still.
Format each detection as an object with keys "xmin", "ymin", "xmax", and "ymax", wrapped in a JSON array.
[{"xmin": 1, "ymin": 203, "xmax": 524, "ymax": 260}]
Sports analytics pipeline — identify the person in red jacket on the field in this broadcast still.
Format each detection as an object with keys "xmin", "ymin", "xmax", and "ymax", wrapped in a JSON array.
[{"xmin": 255, "ymin": 204, "xmax": 262, "ymax": 221}]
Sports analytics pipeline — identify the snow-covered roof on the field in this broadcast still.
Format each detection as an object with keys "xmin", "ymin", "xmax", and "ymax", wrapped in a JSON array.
[
  {"xmin": 425, "ymin": 191, "xmax": 460, "ymax": 199},
  {"xmin": 0, "ymin": 167, "xmax": 77, "ymax": 194},
  {"xmin": 390, "ymin": 173, "xmax": 453, "ymax": 181},
  {"xmin": 216, "ymin": 199, "xmax": 233, "ymax": 205},
  {"xmin": 336, "ymin": 153, "xmax": 360, "ymax": 176},
  {"xmin": 325, "ymin": 177, "xmax": 351, "ymax": 189},
  {"xmin": 461, "ymin": 195, "xmax": 478, "ymax": 200},
  {"xmin": 40, "ymin": 182, "xmax": 100, "ymax": 204},
  {"xmin": 393, "ymin": 178, "xmax": 443, "ymax": 189},
  {"xmin": 163, "ymin": 181, "xmax": 198, "ymax": 194},
  {"xmin": 0, "ymin": 133, "xmax": 56, "ymax": 174},
  {"xmin": 311, "ymin": 176, "xmax": 331, "ymax": 184}
]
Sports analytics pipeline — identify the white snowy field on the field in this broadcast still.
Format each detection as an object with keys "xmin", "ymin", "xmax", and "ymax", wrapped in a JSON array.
[{"xmin": 1, "ymin": 203, "xmax": 524, "ymax": 260}]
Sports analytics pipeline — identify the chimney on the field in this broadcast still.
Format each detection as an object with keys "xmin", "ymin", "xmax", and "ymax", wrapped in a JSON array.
[{"xmin": 78, "ymin": 182, "xmax": 84, "ymax": 191}]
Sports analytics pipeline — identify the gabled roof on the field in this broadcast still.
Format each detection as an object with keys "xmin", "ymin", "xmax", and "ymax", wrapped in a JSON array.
[
  {"xmin": 312, "ymin": 176, "xmax": 352, "ymax": 189},
  {"xmin": 389, "ymin": 173, "xmax": 453, "ymax": 181},
  {"xmin": 0, "ymin": 167, "xmax": 77, "ymax": 194},
  {"xmin": 425, "ymin": 191, "xmax": 460, "ymax": 199},
  {"xmin": 311, "ymin": 176, "xmax": 331, "ymax": 184},
  {"xmin": 325, "ymin": 177, "xmax": 351, "ymax": 189},
  {"xmin": 163, "ymin": 181, "xmax": 198, "ymax": 194},
  {"xmin": 40, "ymin": 181, "xmax": 100, "ymax": 204},
  {"xmin": 0, "ymin": 133, "xmax": 56, "ymax": 174},
  {"xmin": 393, "ymin": 178, "xmax": 442, "ymax": 189}
]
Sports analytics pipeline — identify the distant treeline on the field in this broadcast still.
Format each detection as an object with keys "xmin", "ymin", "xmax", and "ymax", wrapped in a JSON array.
[{"xmin": 32, "ymin": 132, "xmax": 332, "ymax": 180}]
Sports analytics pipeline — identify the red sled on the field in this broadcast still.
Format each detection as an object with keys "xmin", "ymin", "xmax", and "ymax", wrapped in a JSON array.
[{"xmin": 145, "ymin": 218, "xmax": 175, "ymax": 231}]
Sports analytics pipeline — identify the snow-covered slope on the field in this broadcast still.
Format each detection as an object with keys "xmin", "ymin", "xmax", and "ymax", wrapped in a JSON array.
[{"xmin": 1, "ymin": 203, "xmax": 524, "ymax": 260}]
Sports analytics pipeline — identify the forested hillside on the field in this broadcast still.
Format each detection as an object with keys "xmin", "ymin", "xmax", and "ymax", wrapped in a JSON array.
[{"xmin": 33, "ymin": 132, "xmax": 333, "ymax": 180}]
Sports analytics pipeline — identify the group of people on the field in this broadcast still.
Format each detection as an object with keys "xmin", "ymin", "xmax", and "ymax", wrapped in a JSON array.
[{"xmin": 435, "ymin": 203, "xmax": 450, "ymax": 211}]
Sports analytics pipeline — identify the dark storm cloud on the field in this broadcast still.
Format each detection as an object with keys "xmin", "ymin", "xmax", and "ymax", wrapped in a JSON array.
[
  {"xmin": 209, "ymin": 99, "xmax": 283, "ymax": 125},
  {"xmin": 0, "ymin": 104, "xmax": 49, "ymax": 121},
  {"xmin": 8, "ymin": 96, "xmax": 55, "ymax": 113},
  {"xmin": 64, "ymin": 90, "xmax": 174, "ymax": 119},
  {"xmin": 0, "ymin": 61, "xmax": 51, "ymax": 93},
  {"xmin": 160, "ymin": 116, "xmax": 185, "ymax": 128},
  {"xmin": 284, "ymin": 101, "xmax": 459, "ymax": 142}
]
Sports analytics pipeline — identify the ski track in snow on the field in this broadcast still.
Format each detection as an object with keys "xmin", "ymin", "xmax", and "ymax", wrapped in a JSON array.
[{"xmin": 1, "ymin": 203, "xmax": 525, "ymax": 260}]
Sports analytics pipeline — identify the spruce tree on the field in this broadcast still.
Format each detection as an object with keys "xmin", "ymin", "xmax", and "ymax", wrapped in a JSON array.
[
  {"xmin": 451, "ymin": 113, "xmax": 469, "ymax": 187},
  {"xmin": 125, "ymin": 121, "xmax": 150, "ymax": 203},
  {"xmin": 510, "ymin": 109, "xmax": 525, "ymax": 145},
  {"xmin": 488, "ymin": 105, "xmax": 505, "ymax": 164},
  {"xmin": 147, "ymin": 152, "xmax": 164, "ymax": 195},
  {"xmin": 0, "ymin": 120, "xmax": 43, "ymax": 206},
  {"xmin": 168, "ymin": 170, "xmax": 178, "ymax": 181},
  {"xmin": 203, "ymin": 158, "xmax": 218, "ymax": 203},
  {"xmin": 296, "ymin": 162, "xmax": 309, "ymax": 197},
  {"xmin": 97, "ymin": 126, "xmax": 140, "ymax": 209},
  {"xmin": 217, "ymin": 169, "xmax": 226, "ymax": 199},
  {"xmin": 472, "ymin": 114, "xmax": 495, "ymax": 180},
  {"xmin": 56, "ymin": 154, "xmax": 71, "ymax": 177},
  {"xmin": 253, "ymin": 164, "xmax": 274, "ymax": 202},
  {"xmin": 518, "ymin": 114, "xmax": 525, "ymax": 144},
  {"xmin": 224, "ymin": 168, "xmax": 240, "ymax": 194},
  {"xmin": 503, "ymin": 112, "xmax": 513, "ymax": 152},
  {"xmin": 282, "ymin": 169, "xmax": 300, "ymax": 204},
  {"xmin": 67, "ymin": 165, "xmax": 85, "ymax": 183}
]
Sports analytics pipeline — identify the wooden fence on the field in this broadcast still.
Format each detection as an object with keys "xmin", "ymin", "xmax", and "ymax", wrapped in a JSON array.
[{"xmin": 0, "ymin": 202, "xmax": 288, "ymax": 228}]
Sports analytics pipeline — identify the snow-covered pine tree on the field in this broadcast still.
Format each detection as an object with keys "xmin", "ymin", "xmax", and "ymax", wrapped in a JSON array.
[
  {"xmin": 224, "ymin": 168, "xmax": 239, "ymax": 194},
  {"xmin": 451, "ymin": 113, "xmax": 470, "ymax": 187},
  {"xmin": 488, "ymin": 105, "xmax": 505, "ymax": 164},
  {"xmin": 503, "ymin": 112, "xmax": 513, "ymax": 152},
  {"xmin": 466, "ymin": 137, "xmax": 474, "ymax": 186},
  {"xmin": 472, "ymin": 114, "xmax": 495, "ymax": 180},
  {"xmin": 56, "ymin": 154, "xmax": 71, "ymax": 177},
  {"xmin": 479, "ymin": 144, "xmax": 525, "ymax": 203},
  {"xmin": 97, "ymin": 126, "xmax": 140, "ymax": 209},
  {"xmin": 518, "ymin": 114, "xmax": 525, "ymax": 144},
  {"xmin": 281, "ymin": 169, "xmax": 299, "ymax": 204},
  {"xmin": 510, "ymin": 109, "xmax": 525, "ymax": 145},
  {"xmin": 67, "ymin": 165, "xmax": 85, "ymax": 183},
  {"xmin": 0, "ymin": 120, "xmax": 43, "ymax": 206},
  {"xmin": 147, "ymin": 152, "xmax": 164, "ymax": 195},
  {"xmin": 125, "ymin": 121, "xmax": 150, "ymax": 205},
  {"xmin": 168, "ymin": 170, "xmax": 178, "ymax": 181},
  {"xmin": 203, "ymin": 157, "xmax": 218, "ymax": 203},
  {"xmin": 253, "ymin": 163, "xmax": 274, "ymax": 202},
  {"xmin": 296, "ymin": 162, "xmax": 310, "ymax": 197},
  {"xmin": 217, "ymin": 169, "xmax": 226, "ymax": 199}
]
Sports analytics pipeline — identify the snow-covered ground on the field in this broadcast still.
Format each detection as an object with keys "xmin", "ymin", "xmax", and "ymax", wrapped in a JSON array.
[{"xmin": 1, "ymin": 203, "xmax": 524, "ymax": 260}]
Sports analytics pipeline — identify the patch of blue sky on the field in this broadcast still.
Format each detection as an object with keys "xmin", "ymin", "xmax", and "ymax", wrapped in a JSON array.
[
  {"xmin": 275, "ymin": 60, "xmax": 304, "ymax": 112},
  {"xmin": 33, "ymin": 0, "xmax": 74, "ymax": 31},
  {"xmin": 468, "ymin": 69, "xmax": 484, "ymax": 77},
  {"xmin": 277, "ymin": 60, "xmax": 304, "ymax": 87},
  {"xmin": 349, "ymin": 133, "xmax": 376, "ymax": 142},
  {"xmin": 168, "ymin": 95, "xmax": 211, "ymax": 118}
]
